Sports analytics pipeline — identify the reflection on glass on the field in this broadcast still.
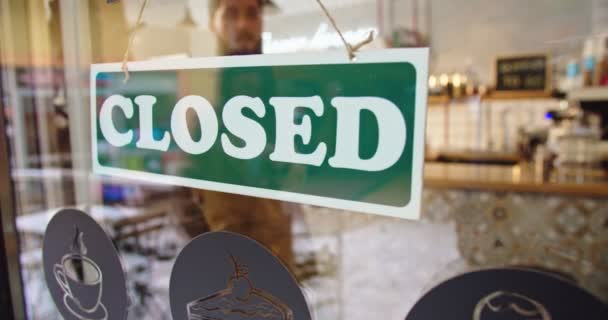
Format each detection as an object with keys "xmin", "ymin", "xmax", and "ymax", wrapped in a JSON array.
[{"xmin": 1, "ymin": 0, "xmax": 608, "ymax": 320}]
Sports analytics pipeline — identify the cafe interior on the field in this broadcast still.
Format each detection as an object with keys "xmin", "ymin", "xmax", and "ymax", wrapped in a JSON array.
[{"xmin": 0, "ymin": 0, "xmax": 607, "ymax": 319}]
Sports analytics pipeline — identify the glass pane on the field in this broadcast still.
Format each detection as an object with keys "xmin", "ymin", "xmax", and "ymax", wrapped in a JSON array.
[{"xmin": 1, "ymin": 1, "xmax": 607, "ymax": 319}]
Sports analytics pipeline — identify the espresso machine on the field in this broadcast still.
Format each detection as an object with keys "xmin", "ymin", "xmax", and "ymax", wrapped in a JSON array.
[{"xmin": 518, "ymin": 100, "xmax": 608, "ymax": 182}]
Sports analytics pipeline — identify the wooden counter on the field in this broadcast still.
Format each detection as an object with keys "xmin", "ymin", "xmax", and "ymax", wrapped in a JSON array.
[
  {"xmin": 424, "ymin": 162, "xmax": 608, "ymax": 197},
  {"xmin": 420, "ymin": 165, "xmax": 608, "ymax": 301}
]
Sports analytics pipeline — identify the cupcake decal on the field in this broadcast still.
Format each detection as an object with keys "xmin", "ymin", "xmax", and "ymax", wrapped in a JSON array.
[{"xmin": 187, "ymin": 254, "xmax": 293, "ymax": 320}]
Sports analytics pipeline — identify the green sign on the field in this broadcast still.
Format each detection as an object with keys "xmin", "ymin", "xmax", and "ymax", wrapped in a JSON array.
[{"xmin": 91, "ymin": 49, "xmax": 428, "ymax": 219}]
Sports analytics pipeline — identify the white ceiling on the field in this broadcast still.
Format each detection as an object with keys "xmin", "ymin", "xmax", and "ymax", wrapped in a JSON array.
[
  {"xmin": 123, "ymin": 0, "xmax": 376, "ymax": 28},
  {"xmin": 272, "ymin": 0, "xmax": 374, "ymax": 16}
]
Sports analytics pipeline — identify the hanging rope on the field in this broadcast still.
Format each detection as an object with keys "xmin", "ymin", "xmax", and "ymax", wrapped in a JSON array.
[
  {"xmin": 122, "ymin": 0, "xmax": 149, "ymax": 83},
  {"xmin": 315, "ymin": 0, "xmax": 375, "ymax": 61},
  {"xmin": 120, "ymin": 0, "xmax": 371, "ymax": 82}
]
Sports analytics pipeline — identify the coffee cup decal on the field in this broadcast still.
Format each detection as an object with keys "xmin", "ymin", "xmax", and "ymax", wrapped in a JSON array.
[
  {"xmin": 54, "ymin": 226, "xmax": 107, "ymax": 320},
  {"xmin": 43, "ymin": 209, "xmax": 128, "ymax": 320}
]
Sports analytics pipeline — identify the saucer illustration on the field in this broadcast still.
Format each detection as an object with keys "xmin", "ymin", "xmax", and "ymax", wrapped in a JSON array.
[
  {"xmin": 64, "ymin": 294, "xmax": 108, "ymax": 320},
  {"xmin": 54, "ymin": 227, "xmax": 107, "ymax": 320},
  {"xmin": 187, "ymin": 254, "xmax": 294, "ymax": 320}
]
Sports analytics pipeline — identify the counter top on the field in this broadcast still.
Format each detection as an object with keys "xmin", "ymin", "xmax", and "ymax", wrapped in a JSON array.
[{"xmin": 424, "ymin": 163, "xmax": 608, "ymax": 197}]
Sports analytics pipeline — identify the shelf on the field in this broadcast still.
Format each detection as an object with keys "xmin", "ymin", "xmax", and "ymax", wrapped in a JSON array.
[
  {"xmin": 428, "ymin": 91, "xmax": 556, "ymax": 105},
  {"xmin": 486, "ymin": 90, "xmax": 553, "ymax": 100},
  {"xmin": 568, "ymin": 87, "xmax": 608, "ymax": 102},
  {"xmin": 428, "ymin": 150, "xmax": 521, "ymax": 165},
  {"xmin": 428, "ymin": 95, "xmax": 450, "ymax": 105}
]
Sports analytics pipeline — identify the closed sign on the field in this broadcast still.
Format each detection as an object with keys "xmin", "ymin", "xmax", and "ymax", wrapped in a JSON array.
[{"xmin": 91, "ymin": 49, "xmax": 428, "ymax": 219}]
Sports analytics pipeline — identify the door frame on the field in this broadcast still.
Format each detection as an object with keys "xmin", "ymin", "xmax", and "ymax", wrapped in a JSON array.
[
  {"xmin": 0, "ymin": 1, "xmax": 27, "ymax": 317},
  {"xmin": 0, "ymin": 66, "xmax": 27, "ymax": 319}
]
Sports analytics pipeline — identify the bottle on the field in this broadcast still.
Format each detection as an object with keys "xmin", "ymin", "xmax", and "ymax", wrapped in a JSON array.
[
  {"xmin": 594, "ymin": 36, "xmax": 608, "ymax": 86},
  {"xmin": 564, "ymin": 58, "xmax": 582, "ymax": 90},
  {"xmin": 582, "ymin": 38, "xmax": 596, "ymax": 87}
]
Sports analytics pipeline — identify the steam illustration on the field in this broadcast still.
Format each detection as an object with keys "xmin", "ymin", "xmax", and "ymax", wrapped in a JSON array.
[{"xmin": 70, "ymin": 226, "xmax": 88, "ymax": 256}]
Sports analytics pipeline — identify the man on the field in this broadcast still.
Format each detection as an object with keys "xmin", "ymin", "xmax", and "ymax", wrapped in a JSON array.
[
  {"xmin": 196, "ymin": 0, "xmax": 296, "ymax": 272},
  {"xmin": 209, "ymin": 0, "xmax": 263, "ymax": 56}
]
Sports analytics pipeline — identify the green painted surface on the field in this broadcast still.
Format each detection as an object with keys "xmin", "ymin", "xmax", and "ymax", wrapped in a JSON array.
[{"xmin": 95, "ymin": 62, "xmax": 417, "ymax": 207}]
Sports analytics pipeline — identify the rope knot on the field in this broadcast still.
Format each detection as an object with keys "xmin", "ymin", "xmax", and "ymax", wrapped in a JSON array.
[{"xmin": 315, "ymin": 0, "xmax": 375, "ymax": 61}]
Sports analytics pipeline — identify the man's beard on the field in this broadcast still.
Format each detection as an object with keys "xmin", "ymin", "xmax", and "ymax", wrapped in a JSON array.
[{"xmin": 221, "ymin": 37, "xmax": 262, "ymax": 56}]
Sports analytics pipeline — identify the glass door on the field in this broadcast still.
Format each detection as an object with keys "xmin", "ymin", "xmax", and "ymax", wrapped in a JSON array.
[{"xmin": 1, "ymin": 1, "xmax": 607, "ymax": 320}]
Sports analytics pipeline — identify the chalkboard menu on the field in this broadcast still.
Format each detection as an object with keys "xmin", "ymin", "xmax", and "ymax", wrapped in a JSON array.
[{"xmin": 496, "ymin": 55, "xmax": 548, "ymax": 92}]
